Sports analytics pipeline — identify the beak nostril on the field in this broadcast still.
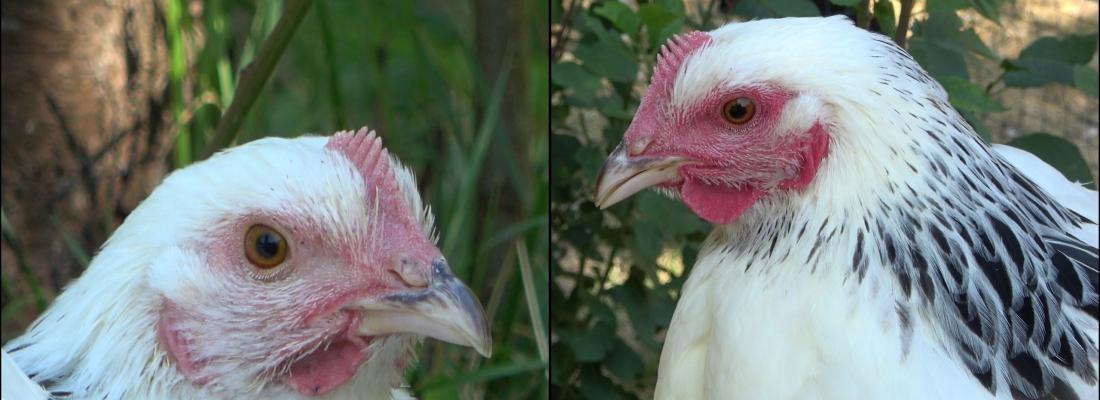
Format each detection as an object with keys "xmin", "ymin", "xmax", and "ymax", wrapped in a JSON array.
[{"xmin": 628, "ymin": 139, "xmax": 650, "ymax": 156}]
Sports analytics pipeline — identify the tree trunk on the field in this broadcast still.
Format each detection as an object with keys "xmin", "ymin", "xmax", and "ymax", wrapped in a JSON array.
[{"xmin": 1, "ymin": 0, "xmax": 171, "ymax": 340}]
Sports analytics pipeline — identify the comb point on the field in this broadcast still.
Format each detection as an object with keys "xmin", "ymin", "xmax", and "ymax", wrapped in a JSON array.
[{"xmin": 651, "ymin": 31, "xmax": 711, "ymax": 93}]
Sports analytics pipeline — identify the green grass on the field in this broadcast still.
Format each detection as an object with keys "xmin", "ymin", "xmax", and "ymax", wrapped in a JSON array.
[{"xmin": 1, "ymin": 1, "xmax": 547, "ymax": 398}]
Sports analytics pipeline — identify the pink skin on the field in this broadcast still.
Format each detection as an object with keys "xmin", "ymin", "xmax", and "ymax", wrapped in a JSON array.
[
  {"xmin": 623, "ymin": 32, "xmax": 830, "ymax": 224},
  {"xmin": 159, "ymin": 133, "xmax": 440, "ymax": 396}
]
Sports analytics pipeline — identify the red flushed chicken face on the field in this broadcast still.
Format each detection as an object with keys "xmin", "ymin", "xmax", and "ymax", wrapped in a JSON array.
[
  {"xmin": 150, "ymin": 128, "xmax": 490, "ymax": 397},
  {"xmin": 325, "ymin": 129, "xmax": 444, "ymax": 288},
  {"xmin": 596, "ymin": 31, "xmax": 831, "ymax": 224}
]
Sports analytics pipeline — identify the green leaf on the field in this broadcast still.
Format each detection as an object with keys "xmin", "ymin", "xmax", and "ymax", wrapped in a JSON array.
[
  {"xmin": 579, "ymin": 366, "xmax": 628, "ymax": 399},
  {"xmin": 732, "ymin": 0, "xmax": 821, "ymax": 18},
  {"xmin": 551, "ymin": 133, "xmax": 581, "ymax": 178},
  {"xmin": 952, "ymin": 29, "xmax": 998, "ymax": 60},
  {"xmin": 574, "ymin": 40, "xmax": 638, "ymax": 83},
  {"xmin": 926, "ymin": 0, "xmax": 971, "ymax": 12},
  {"xmin": 597, "ymin": 93, "xmax": 633, "ymax": 120},
  {"xmin": 913, "ymin": 11, "xmax": 996, "ymax": 60},
  {"xmin": 635, "ymin": 192, "xmax": 706, "ymax": 235},
  {"xmin": 1007, "ymin": 133, "xmax": 1096, "ymax": 188},
  {"xmin": 604, "ymin": 340, "xmax": 644, "ymax": 383},
  {"xmin": 577, "ymin": 144, "xmax": 607, "ymax": 183},
  {"xmin": 913, "ymin": 9, "xmax": 963, "ymax": 35},
  {"xmin": 638, "ymin": 4, "xmax": 683, "ymax": 48},
  {"xmin": 632, "ymin": 220, "xmax": 662, "ymax": 271},
  {"xmin": 593, "ymin": 2, "xmax": 641, "ymax": 34},
  {"xmin": 873, "ymin": 0, "xmax": 896, "ymax": 38},
  {"xmin": 654, "ymin": 0, "xmax": 685, "ymax": 14},
  {"xmin": 611, "ymin": 273, "xmax": 676, "ymax": 347},
  {"xmin": 582, "ymin": 10, "xmax": 622, "ymax": 46},
  {"xmin": 968, "ymin": 0, "xmax": 1003, "ymax": 23},
  {"xmin": 1003, "ymin": 58, "xmax": 1076, "ymax": 87},
  {"xmin": 564, "ymin": 321, "xmax": 614, "ymax": 362},
  {"xmin": 1073, "ymin": 65, "xmax": 1099, "ymax": 98},
  {"xmin": 578, "ymin": 289, "xmax": 616, "ymax": 325},
  {"xmin": 1004, "ymin": 34, "xmax": 1097, "ymax": 88},
  {"xmin": 1018, "ymin": 34, "xmax": 1098, "ymax": 65},
  {"xmin": 960, "ymin": 110, "xmax": 993, "ymax": 143},
  {"xmin": 552, "ymin": 62, "xmax": 603, "ymax": 104},
  {"xmin": 908, "ymin": 37, "xmax": 970, "ymax": 80},
  {"xmin": 829, "ymin": 0, "xmax": 862, "ymax": 6},
  {"xmin": 938, "ymin": 76, "xmax": 1006, "ymax": 113}
]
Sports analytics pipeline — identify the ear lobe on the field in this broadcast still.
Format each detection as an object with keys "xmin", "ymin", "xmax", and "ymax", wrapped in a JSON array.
[
  {"xmin": 159, "ymin": 301, "xmax": 210, "ymax": 385},
  {"xmin": 779, "ymin": 123, "xmax": 830, "ymax": 190}
]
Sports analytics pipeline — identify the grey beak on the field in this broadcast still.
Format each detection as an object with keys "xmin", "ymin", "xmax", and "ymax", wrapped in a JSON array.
[
  {"xmin": 595, "ymin": 143, "xmax": 686, "ymax": 208},
  {"xmin": 354, "ymin": 259, "xmax": 492, "ymax": 357}
]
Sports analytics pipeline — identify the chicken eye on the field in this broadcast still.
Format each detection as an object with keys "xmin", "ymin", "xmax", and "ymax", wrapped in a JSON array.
[
  {"xmin": 244, "ymin": 224, "xmax": 288, "ymax": 269},
  {"xmin": 722, "ymin": 97, "xmax": 756, "ymax": 125}
]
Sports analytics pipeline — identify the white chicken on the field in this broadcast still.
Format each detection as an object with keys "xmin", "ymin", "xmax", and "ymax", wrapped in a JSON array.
[
  {"xmin": 2, "ymin": 128, "xmax": 491, "ymax": 399},
  {"xmin": 595, "ymin": 16, "xmax": 1098, "ymax": 399}
]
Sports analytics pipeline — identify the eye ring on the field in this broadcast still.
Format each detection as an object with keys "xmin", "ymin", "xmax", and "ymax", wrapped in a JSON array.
[
  {"xmin": 244, "ymin": 224, "xmax": 288, "ymax": 270},
  {"xmin": 722, "ymin": 97, "xmax": 756, "ymax": 125}
]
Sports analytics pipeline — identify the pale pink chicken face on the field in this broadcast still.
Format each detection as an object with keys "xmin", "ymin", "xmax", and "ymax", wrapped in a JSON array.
[
  {"xmin": 594, "ymin": 32, "xmax": 830, "ymax": 224},
  {"xmin": 149, "ymin": 130, "xmax": 490, "ymax": 396}
]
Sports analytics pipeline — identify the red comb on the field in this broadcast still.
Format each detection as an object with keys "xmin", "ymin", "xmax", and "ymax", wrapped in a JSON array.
[
  {"xmin": 651, "ymin": 31, "xmax": 712, "ymax": 94},
  {"xmin": 327, "ymin": 128, "xmax": 391, "ymax": 187},
  {"xmin": 326, "ymin": 127, "xmax": 408, "ymax": 220}
]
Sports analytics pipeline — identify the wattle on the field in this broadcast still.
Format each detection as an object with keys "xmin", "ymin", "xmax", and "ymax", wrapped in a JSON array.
[
  {"xmin": 284, "ymin": 336, "xmax": 372, "ymax": 396},
  {"xmin": 681, "ymin": 178, "xmax": 763, "ymax": 224}
]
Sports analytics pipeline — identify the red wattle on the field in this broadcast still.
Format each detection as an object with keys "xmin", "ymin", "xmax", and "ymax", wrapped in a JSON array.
[
  {"xmin": 681, "ymin": 178, "xmax": 763, "ymax": 224},
  {"xmin": 284, "ymin": 338, "xmax": 369, "ymax": 396}
]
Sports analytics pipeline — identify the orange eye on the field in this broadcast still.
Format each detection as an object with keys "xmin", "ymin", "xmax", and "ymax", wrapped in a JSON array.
[
  {"xmin": 722, "ymin": 97, "xmax": 756, "ymax": 125},
  {"xmin": 244, "ymin": 224, "xmax": 288, "ymax": 269}
]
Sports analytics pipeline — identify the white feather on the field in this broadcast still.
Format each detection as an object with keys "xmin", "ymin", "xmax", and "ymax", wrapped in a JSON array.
[
  {"xmin": 2, "ymin": 349, "xmax": 49, "ymax": 400},
  {"xmin": 2, "ymin": 134, "xmax": 436, "ymax": 399},
  {"xmin": 652, "ymin": 16, "xmax": 1099, "ymax": 400},
  {"xmin": 993, "ymin": 143, "xmax": 1098, "ymax": 246}
]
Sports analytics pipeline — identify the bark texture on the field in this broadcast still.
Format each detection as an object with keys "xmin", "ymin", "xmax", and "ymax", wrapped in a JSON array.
[{"xmin": 1, "ymin": 0, "xmax": 171, "ymax": 339}]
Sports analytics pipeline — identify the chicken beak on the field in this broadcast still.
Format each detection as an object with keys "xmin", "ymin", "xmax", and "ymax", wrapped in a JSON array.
[
  {"xmin": 594, "ymin": 143, "xmax": 685, "ymax": 208},
  {"xmin": 354, "ymin": 259, "xmax": 492, "ymax": 357}
]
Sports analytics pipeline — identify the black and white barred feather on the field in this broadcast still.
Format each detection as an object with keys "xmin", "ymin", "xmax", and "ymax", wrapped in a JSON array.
[
  {"xmin": 855, "ymin": 34, "xmax": 1099, "ymax": 400},
  {"xmin": 628, "ymin": 16, "xmax": 1096, "ymax": 400}
]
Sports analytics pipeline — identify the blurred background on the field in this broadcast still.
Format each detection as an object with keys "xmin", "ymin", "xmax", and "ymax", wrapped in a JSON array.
[
  {"xmin": 1, "ymin": 0, "xmax": 547, "ymax": 398},
  {"xmin": 550, "ymin": 0, "xmax": 1096, "ymax": 398}
]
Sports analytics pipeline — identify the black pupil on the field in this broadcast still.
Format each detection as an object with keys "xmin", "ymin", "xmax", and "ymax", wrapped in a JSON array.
[
  {"xmin": 255, "ymin": 232, "xmax": 281, "ymax": 258},
  {"xmin": 728, "ymin": 102, "xmax": 748, "ymax": 119}
]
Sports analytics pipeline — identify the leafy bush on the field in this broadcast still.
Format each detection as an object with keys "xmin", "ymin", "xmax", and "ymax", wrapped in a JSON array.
[{"xmin": 550, "ymin": 1, "xmax": 1096, "ymax": 398}]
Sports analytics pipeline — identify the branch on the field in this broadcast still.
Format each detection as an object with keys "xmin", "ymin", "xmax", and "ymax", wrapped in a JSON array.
[
  {"xmin": 202, "ymin": 0, "xmax": 314, "ymax": 159},
  {"xmin": 856, "ymin": 0, "xmax": 872, "ymax": 30},
  {"xmin": 894, "ymin": 0, "xmax": 915, "ymax": 48},
  {"xmin": 550, "ymin": 0, "xmax": 578, "ymax": 62}
]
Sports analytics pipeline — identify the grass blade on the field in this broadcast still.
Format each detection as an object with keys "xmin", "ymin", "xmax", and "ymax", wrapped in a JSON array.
[
  {"xmin": 516, "ymin": 240, "xmax": 548, "ymax": 365},
  {"xmin": 417, "ymin": 360, "xmax": 547, "ymax": 390},
  {"xmin": 315, "ymin": 0, "xmax": 346, "ymax": 129},
  {"xmin": 203, "ymin": 0, "xmax": 315, "ymax": 157},
  {"xmin": 441, "ymin": 58, "xmax": 510, "ymax": 260},
  {"xmin": 1, "ymin": 209, "xmax": 48, "ymax": 312}
]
